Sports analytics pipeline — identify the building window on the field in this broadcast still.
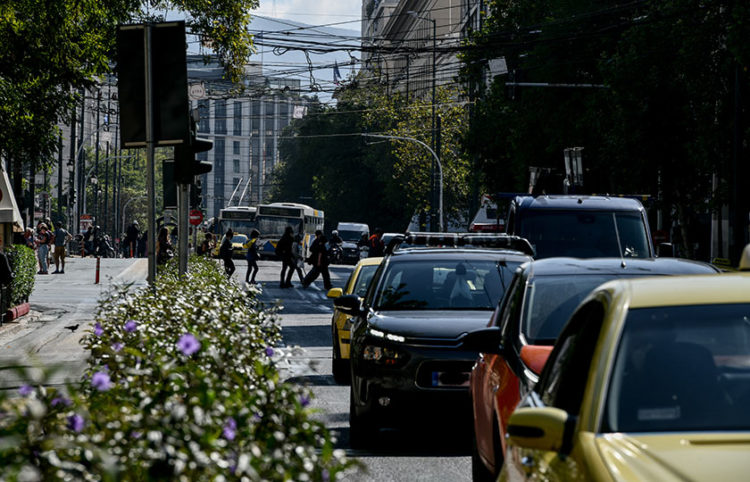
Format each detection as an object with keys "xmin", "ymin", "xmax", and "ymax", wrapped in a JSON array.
[
  {"xmin": 233, "ymin": 101, "xmax": 242, "ymax": 136},
  {"xmin": 198, "ymin": 100, "xmax": 210, "ymax": 133},
  {"xmin": 215, "ymin": 100, "xmax": 227, "ymax": 134},
  {"xmin": 233, "ymin": 141, "xmax": 240, "ymax": 155},
  {"xmin": 233, "ymin": 159, "xmax": 240, "ymax": 173}
]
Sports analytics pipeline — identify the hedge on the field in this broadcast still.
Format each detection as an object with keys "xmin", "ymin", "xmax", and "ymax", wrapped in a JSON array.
[
  {"xmin": 0, "ymin": 256, "xmax": 355, "ymax": 480},
  {"xmin": 5, "ymin": 244, "xmax": 36, "ymax": 306}
]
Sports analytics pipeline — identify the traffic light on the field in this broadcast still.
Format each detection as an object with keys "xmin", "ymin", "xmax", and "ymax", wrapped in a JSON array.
[{"xmin": 174, "ymin": 128, "xmax": 213, "ymax": 184}]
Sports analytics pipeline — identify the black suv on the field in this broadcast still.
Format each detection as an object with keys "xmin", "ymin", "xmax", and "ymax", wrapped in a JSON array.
[{"xmin": 334, "ymin": 234, "xmax": 533, "ymax": 447}]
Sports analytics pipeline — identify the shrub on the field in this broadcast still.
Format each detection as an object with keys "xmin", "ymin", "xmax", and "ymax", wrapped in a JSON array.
[
  {"xmin": 0, "ymin": 256, "xmax": 355, "ymax": 480},
  {"xmin": 5, "ymin": 244, "xmax": 36, "ymax": 305}
]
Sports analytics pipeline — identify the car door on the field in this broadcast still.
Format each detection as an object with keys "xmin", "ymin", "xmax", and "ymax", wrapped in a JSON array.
[{"xmin": 507, "ymin": 299, "xmax": 606, "ymax": 481}]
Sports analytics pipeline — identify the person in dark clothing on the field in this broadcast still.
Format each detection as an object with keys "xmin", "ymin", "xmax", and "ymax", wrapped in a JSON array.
[
  {"xmin": 276, "ymin": 226, "xmax": 295, "ymax": 288},
  {"xmin": 302, "ymin": 230, "xmax": 332, "ymax": 290},
  {"xmin": 125, "ymin": 221, "xmax": 140, "ymax": 257},
  {"xmin": 368, "ymin": 228, "xmax": 385, "ymax": 257},
  {"xmin": 137, "ymin": 231, "xmax": 147, "ymax": 258},
  {"xmin": 219, "ymin": 229, "xmax": 235, "ymax": 277},
  {"xmin": 244, "ymin": 229, "xmax": 260, "ymax": 284}
]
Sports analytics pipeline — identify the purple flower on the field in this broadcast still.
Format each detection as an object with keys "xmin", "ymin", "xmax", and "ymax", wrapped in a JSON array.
[
  {"xmin": 222, "ymin": 417, "xmax": 237, "ymax": 441},
  {"xmin": 131, "ymin": 431, "xmax": 142, "ymax": 439},
  {"xmin": 253, "ymin": 412, "xmax": 263, "ymax": 422},
  {"xmin": 265, "ymin": 346, "xmax": 274, "ymax": 357},
  {"xmin": 300, "ymin": 394, "xmax": 311, "ymax": 408},
  {"xmin": 67, "ymin": 413, "xmax": 84, "ymax": 432},
  {"xmin": 176, "ymin": 333, "xmax": 201, "ymax": 356},
  {"xmin": 112, "ymin": 342, "xmax": 124, "ymax": 352},
  {"xmin": 93, "ymin": 322, "xmax": 103, "ymax": 336},
  {"xmin": 322, "ymin": 469, "xmax": 330, "ymax": 482},
  {"xmin": 18, "ymin": 384, "xmax": 33, "ymax": 396},
  {"xmin": 51, "ymin": 396, "xmax": 72, "ymax": 407},
  {"xmin": 124, "ymin": 320, "xmax": 137, "ymax": 333},
  {"xmin": 91, "ymin": 372, "xmax": 111, "ymax": 391}
]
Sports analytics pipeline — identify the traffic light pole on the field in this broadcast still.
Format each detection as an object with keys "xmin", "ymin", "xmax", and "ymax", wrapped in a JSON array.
[
  {"xmin": 178, "ymin": 182, "xmax": 189, "ymax": 275},
  {"xmin": 144, "ymin": 25, "xmax": 157, "ymax": 285}
]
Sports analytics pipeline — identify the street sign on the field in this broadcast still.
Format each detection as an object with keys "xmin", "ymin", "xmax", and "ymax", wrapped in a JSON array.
[{"xmin": 189, "ymin": 210, "xmax": 203, "ymax": 226}]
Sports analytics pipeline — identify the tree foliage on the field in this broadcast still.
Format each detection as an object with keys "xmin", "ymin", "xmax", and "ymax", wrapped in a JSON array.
[
  {"xmin": 0, "ymin": 0, "xmax": 257, "ymax": 179},
  {"xmin": 272, "ymin": 81, "xmax": 473, "ymax": 232},
  {"xmin": 462, "ymin": 0, "xmax": 750, "ymax": 258}
]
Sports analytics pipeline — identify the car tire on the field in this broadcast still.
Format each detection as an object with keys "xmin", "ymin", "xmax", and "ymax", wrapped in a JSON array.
[
  {"xmin": 349, "ymin": 384, "xmax": 377, "ymax": 449},
  {"xmin": 332, "ymin": 324, "xmax": 350, "ymax": 385}
]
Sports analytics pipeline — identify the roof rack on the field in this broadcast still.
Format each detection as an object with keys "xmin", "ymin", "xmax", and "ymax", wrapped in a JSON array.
[{"xmin": 384, "ymin": 232, "xmax": 534, "ymax": 256}]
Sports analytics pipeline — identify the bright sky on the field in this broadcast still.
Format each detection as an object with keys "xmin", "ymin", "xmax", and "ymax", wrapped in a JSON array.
[{"xmin": 252, "ymin": 0, "xmax": 362, "ymax": 32}]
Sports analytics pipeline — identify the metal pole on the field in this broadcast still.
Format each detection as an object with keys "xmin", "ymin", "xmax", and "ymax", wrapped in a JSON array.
[
  {"xmin": 145, "ymin": 25, "xmax": 157, "ymax": 284},
  {"xmin": 178, "ymin": 183, "xmax": 189, "ymax": 275},
  {"xmin": 431, "ymin": 18, "xmax": 437, "ymax": 232}
]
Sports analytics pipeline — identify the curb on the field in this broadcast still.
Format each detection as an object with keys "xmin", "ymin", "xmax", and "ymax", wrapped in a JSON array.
[{"xmin": 0, "ymin": 307, "xmax": 41, "ymax": 338}]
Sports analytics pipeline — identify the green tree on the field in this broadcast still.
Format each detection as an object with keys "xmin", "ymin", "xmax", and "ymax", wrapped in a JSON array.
[{"xmin": 0, "ymin": 0, "xmax": 258, "ymax": 219}]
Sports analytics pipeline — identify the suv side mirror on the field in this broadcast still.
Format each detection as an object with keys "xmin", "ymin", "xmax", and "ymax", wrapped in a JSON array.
[
  {"xmin": 657, "ymin": 242, "xmax": 674, "ymax": 257},
  {"xmin": 333, "ymin": 294, "xmax": 363, "ymax": 316},
  {"xmin": 461, "ymin": 327, "xmax": 504, "ymax": 354}
]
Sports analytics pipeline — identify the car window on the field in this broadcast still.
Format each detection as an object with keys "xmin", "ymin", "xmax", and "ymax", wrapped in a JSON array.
[
  {"xmin": 498, "ymin": 271, "xmax": 526, "ymax": 344},
  {"xmin": 518, "ymin": 210, "xmax": 649, "ymax": 258},
  {"xmin": 536, "ymin": 300, "xmax": 605, "ymax": 414},
  {"xmin": 604, "ymin": 303, "xmax": 750, "ymax": 433},
  {"xmin": 352, "ymin": 265, "xmax": 379, "ymax": 298},
  {"xmin": 522, "ymin": 275, "xmax": 616, "ymax": 345},
  {"xmin": 374, "ymin": 258, "xmax": 520, "ymax": 311}
]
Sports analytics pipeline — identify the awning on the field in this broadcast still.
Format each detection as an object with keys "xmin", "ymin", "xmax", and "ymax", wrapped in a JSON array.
[{"xmin": 0, "ymin": 169, "xmax": 24, "ymax": 232}]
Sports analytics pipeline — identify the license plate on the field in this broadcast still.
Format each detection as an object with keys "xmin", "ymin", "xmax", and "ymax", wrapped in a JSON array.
[{"xmin": 431, "ymin": 371, "xmax": 470, "ymax": 387}]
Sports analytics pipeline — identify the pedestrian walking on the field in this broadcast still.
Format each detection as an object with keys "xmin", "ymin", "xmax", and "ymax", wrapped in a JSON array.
[
  {"xmin": 219, "ymin": 229, "xmax": 235, "ymax": 278},
  {"xmin": 51, "ymin": 222, "xmax": 72, "ymax": 274},
  {"xmin": 244, "ymin": 229, "xmax": 260, "ymax": 284},
  {"xmin": 125, "ymin": 221, "xmax": 140, "ymax": 258},
  {"xmin": 23, "ymin": 227, "xmax": 35, "ymax": 250},
  {"xmin": 137, "ymin": 231, "xmax": 147, "ymax": 258},
  {"xmin": 36, "ymin": 223, "xmax": 52, "ymax": 274},
  {"xmin": 291, "ymin": 234, "xmax": 306, "ymax": 283},
  {"xmin": 276, "ymin": 226, "xmax": 295, "ymax": 288},
  {"xmin": 302, "ymin": 230, "xmax": 332, "ymax": 290},
  {"xmin": 368, "ymin": 228, "xmax": 385, "ymax": 257}
]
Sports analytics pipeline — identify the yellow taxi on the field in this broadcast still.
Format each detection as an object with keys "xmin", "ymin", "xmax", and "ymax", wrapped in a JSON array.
[
  {"xmin": 212, "ymin": 233, "xmax": 249, "ymax": 258},
  {"xmin": 503, "ymin": 268, "xmax": 750, "ymax": 481},
  {"xmin": 326, "ymin": 256, "xmax": 383, "ymax": 384}
]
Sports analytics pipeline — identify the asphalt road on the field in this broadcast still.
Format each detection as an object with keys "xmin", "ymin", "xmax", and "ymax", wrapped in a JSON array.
[{"xmin": 0, "ymin": 256, "xmax": 472, "ymax": 481}]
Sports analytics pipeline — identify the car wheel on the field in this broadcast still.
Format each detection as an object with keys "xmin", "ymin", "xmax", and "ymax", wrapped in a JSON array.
[
  {"xmin": 349, "ymin": 383, "xmax": 378, "ymax": 449},
  {"xmin": 331, "ymin": 325, "xmax": 350, "ymax": 385}
]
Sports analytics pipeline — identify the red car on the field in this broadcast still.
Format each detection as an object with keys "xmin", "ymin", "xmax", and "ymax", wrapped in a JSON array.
[{"xmin": 461, "ymin": 257, "xmax": 720, "ymax": 481}]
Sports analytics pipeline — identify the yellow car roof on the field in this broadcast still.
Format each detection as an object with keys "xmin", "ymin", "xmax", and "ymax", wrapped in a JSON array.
[
  {"xmin": 357, "ymin": 256, "xmax": 383, "ymax": 267},
  {"xmin": 606, "ymin": 272, "xmax": 750, "ymax": 309}
]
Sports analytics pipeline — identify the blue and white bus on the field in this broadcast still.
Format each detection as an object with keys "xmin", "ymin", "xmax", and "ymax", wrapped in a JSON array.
[{"xmin": 256, "ymin": 202, "xmax": 324, "ymax": 259}]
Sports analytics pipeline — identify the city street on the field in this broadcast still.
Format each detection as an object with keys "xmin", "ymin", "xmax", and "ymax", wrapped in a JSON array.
[{"xmin": 0, "ymin": 256, "xmax": 472, "ymax": 481}]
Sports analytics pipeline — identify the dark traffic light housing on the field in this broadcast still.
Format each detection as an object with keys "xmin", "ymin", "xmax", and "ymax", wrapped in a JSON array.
[{"xmin": 174, "ymin": 130, "xmax": 213, "ymax": 184}]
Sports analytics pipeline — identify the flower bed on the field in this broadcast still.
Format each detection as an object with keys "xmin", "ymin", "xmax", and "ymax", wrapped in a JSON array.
[{"xmin": 0, "ymin": 256, "xmax": 353, "ymax": 480}]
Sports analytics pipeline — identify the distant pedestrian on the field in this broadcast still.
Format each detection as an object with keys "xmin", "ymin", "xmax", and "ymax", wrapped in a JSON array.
[
  {"xmin": 275, "ymin": 226, "xmax": 295, "ymax": 288},
  {"xmin": 244, "ymin": 229, "xmax": 260, "ymax": 284},
  {"xmin": 219, "ymin": 229, "xmax": 235, "ymax": 278},
  {"xmin": 302, "ymin": 230, "xmax": 332, "ymax": 290},
  {"xmin": 368, "ymin": 228, "xmax": 385, "ymax": 257},
  {"xmin": 291, "ymin": 234, "xmax": 306, "ymax": 283},
  {"xmin": 51, "ymin": 222, "xmax": 72, "ymax": 274},
  {"xmin": 137, "ymin": 231, "xmax": 147, "ymax": 258},
  {"xmin": 23, "ymin": 227, "xmax": 35, "ymax": 250},
  {"xmin": 36, "ymin": 223, "xmax": 52, "ymax": 274},
  {"xmin": 125, "ymin": 221, "xmax": 140, "ymax": 258}
]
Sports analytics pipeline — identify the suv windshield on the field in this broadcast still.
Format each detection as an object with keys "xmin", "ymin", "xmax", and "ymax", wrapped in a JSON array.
[
  {"xmin": 604, "ymin": 304, "xmax": 750, "ymax": 433},
  {"xmin": 374, "ymin": 258, "xmax": 520, "ymax": 311},
  {"xmin": 339, "ymin": 230, "xmax": 365, "ymax": 242},
  {"xmin": 518, "ymin": 211, "xmax": 650, "ymax": 258}
]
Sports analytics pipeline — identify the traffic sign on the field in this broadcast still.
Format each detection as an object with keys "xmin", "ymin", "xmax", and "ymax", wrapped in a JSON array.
[{"xmin": 189, "ymin": 209, "xmax": 203, "ymax": 226}]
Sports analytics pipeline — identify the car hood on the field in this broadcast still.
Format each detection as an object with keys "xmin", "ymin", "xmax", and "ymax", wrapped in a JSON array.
[
  {"xmin": 595, "ymin": 432, "xmax": 750, "ymax": 481},
  {"xmin": 370, "ymin": 310, "xmax": 491, "ymax": 338},
  {"xmin": 342, "ymin": 241, "xmax": 359, "ymax": 249}
]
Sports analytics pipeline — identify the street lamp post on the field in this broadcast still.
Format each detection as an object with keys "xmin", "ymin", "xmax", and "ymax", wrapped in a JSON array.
[
  {"xmin": 407, "ymin": 11, "xmax": 437, "ymax": 230},
  {"xmin": 362, "ymin": 133, "xmax": 443, "ymax": 231}
]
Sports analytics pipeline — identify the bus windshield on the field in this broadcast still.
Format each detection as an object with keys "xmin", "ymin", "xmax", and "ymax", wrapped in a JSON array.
[{"xmin": 257, "ymin": 216, "xmax": 303, "ymax": 238}]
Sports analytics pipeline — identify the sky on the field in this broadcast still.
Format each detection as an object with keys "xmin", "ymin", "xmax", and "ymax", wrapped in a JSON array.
[{"xmin": 252, "ymin": 0, "xmax": 362, "ymax": 34}]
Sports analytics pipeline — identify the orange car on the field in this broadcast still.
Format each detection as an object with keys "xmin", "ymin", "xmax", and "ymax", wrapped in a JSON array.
[{"xmin": 461, "ymin": 257, "xmax": 719, "ymax": 481}]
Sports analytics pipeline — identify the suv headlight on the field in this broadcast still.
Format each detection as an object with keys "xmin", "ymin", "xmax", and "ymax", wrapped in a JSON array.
[{"xmin": 362, "ymin": 328, "xmax": 407, "ymax": 366}]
